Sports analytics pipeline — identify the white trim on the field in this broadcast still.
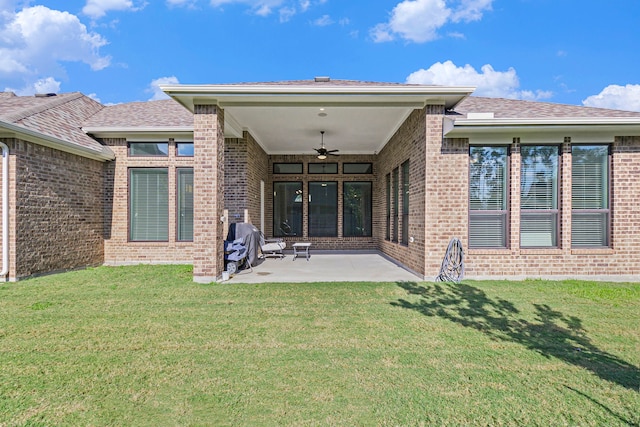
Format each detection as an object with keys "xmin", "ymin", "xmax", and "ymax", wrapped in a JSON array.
[
  {"xmin": 1, "ymin": 121, "xmax": 115, "ymax": 161},
  {"xmin": 161, "ymin": 83, "xmax": 476, "ymax": 96}
]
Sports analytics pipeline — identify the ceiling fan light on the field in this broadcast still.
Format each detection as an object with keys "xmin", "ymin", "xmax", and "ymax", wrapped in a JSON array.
[{"xmin": 317, "ymin": 154, "xmax": 327, "ymax": 160}]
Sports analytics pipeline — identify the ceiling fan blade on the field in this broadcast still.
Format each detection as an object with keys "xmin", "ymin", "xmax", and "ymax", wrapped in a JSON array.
[
  {"xmin": 328, "ymin": 152, "xmax": 340, "ymax": 156},
  {"xmin": 327, "ymin": 149, "xmax": 339, "ymax": 153}
]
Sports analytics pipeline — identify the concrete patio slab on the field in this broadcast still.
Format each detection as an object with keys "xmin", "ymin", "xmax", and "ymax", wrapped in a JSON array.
[{"xmin": 225, "ymin": 251, "xmax": 423, "ymax": 283}]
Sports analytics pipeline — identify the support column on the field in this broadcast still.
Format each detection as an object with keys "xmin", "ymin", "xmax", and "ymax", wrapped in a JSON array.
[{"xmin": 193, "ymin": 104, "xmax": 225, "ymax": 283}]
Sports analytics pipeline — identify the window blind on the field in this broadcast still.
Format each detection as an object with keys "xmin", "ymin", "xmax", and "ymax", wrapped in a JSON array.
[
  {"xmin": 572, "ymin": 145, "xmax": 609, "ymax": 247},
  {"xmin": 130, "ymin": 168, "xmax": 169, "ymax": 241},
  {"xmin": 520, "ymin": 146, "xmax": 558, "ymax": 247}
]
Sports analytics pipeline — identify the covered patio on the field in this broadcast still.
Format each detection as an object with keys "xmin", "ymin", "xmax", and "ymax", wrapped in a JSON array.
[
  {"xmin": 225, "ymin": 251, "xmax": 423, "ymax": 283},
  {"xmin": 161, "ymin": 79, "xmax": 474, "ymax": 283}
]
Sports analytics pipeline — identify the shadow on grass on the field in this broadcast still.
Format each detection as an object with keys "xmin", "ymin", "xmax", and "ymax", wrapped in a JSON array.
[{"xmin": 392, "ymin": 281, "xmax": 640, "ymax": 391}]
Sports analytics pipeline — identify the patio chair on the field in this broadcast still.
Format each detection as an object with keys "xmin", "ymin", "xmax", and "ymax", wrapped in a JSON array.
[{"xmin": 259, "ymin": 234, "xmax": 286, "ymax": 259}]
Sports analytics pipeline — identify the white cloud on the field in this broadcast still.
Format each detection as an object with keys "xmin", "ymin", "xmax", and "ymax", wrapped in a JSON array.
[
  {"xmin": 406, "ymin": 60, "xmax": 553, "ymax": 100},
  {"xmin": 147, "ymin": 76, "xmax": 180, "ymax": 101},
  {"xmin": 371, "ymin": 0, "xmax": 493, "ymax": 43},
  {"xmin": 450, "ymin": 0, "xmax": 492, "ymax": 22},
  {"xmin": 208, "ymin": 0, "xmax": 325, "ymax": 19},
  {"xmin": 312, "ymin": 14, "xmax": 333, "ymax": 26},
  {"xmin": 0, "ymin": 5, "xmax": 111, "ymax": 90},
  {"xmin": 82, "ymin": 0, "xmax": 145, "ymax": 19},
  {"xmin": 166, "ymin": 0, "xmax": 195, "ymax": 5},
  {"xmin": 210, "ymin": 0, "xmax": 284, "ymax": 16},
  {"xmin": 582, "ymin": 84, "xmax": 640, "ymax": 112},
  {"xmin": 5, "ymin": 76, "xmax": 61, "ymax": 96}
]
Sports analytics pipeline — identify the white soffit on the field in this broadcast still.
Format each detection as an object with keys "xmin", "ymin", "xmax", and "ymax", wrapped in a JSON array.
[{"xmin": 161, "ymin": 83, "xmax": 474, "ymax": 155}]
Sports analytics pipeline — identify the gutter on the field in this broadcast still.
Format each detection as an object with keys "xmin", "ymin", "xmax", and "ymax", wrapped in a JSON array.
[
  {"xmin": 0, "ymin": 120, "xmax": 115, "ymax": 162},
  {"xmin": 0, "ymin": 141, "xmax": 8, "ymax": 278}
]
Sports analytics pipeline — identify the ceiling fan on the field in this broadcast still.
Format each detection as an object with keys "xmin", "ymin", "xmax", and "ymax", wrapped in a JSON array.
[{"xmin": 314, "ymin": 131, "xmax": 339, "ymax": 159}]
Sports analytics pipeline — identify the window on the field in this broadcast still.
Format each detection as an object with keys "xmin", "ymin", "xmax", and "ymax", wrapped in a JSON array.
[
  {"xmin": 392, "ymin": 168, "xmax": 399, "ymax": 242},
  {"xmin": 309, "ymin": 182, "xmax": 338, "ymax": 237},
  {"xmin": 385, "ymin": 173, "xmax": 391, "ymax": 241},
  {"xmin": 401, "ymin": 160, "xmax": 410, "ymax": 245},
  {"xmin": 177, "ymin": 142, "xmax": 194, "ymax": 157},
  {"xmin": 273, "ymin": 163, "xmax": 303, "ymax": 174},
  {"xmin": 177, "ymin": 168, "xmax": 194, "ymax": 241},
  {"xmin": 469, "ymin": 146, "xmax": 509, "ymax": 248},
  {"xmin": 273, "ymin": 182, "xmax": 303, "ymax": 237},
  {"xmin": 572, "ymin": 145, "xmax": 610, "ymax": 247},
  {"xmin": 343, "ymin": 182, "xmax": 372, "ymax": 237},
  {"xmin": 308, "ymin": 163, "xmax": 338, "ymax": 174},
  {"xmin": 129, "ymin": 168, "xmax": 168, "ymax": 241},
  {"xmin": 520, "ymin": 146, "xmax": 559, "ymax": 247},
  {"xmin": 129, "ymin": 142, "xmax": 168, "ymax": 156},
  {"xmin": 344, "ymin": 163, "xmax": 373, "ymax": 174}
]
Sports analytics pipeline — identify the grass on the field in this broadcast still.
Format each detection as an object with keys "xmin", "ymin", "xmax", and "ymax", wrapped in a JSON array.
[{"xmin": 0, "ymin": 265, "xmax": 638, "ymax": 426}]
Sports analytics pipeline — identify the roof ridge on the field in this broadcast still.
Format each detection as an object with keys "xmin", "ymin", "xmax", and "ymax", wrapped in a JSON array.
[{"xmin": 3, "ymin": 92, "xmax": 86, "ymax": 123}]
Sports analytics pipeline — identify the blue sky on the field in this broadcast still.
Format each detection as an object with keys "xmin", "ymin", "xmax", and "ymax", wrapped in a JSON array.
[{"xmin": 2, "ymin": 0, "xmax": 640, "ymax": 111}]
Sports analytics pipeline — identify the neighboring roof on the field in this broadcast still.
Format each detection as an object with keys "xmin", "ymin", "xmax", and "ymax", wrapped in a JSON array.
[
  {"xmin": 452, "ymin": 96, "xmax": 640, "ymax": 119},
  {"xmin": 83, "ymin": 98, "xmax": 193, "ymax": 128},
  {"xmin": 445, "ymin": 96, "xmax": 640, "ymax": 142},
  {"xmin": 0, "ymin": 92, "xmax": 114, "ymax": 161}
]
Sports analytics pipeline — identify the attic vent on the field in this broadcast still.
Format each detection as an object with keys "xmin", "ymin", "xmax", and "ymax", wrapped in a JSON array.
[
  {"xmin": 314, "ymin": 76, "xmax": 330, "ymax": 82},
  {"xmin": 34, "ymin": 93, "xmax": 57, "ymax": 98},
  {"xmin": 467, "ymin": 112, "xmax": 494, "ymax": 119}
]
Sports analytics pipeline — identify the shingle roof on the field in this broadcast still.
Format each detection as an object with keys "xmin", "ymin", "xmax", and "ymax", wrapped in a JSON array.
[
  {"xmin": 0, "ymin": 92, "xmax": 111, "ymax": 156},
  {"xmin": 452, "ymin": 96, "xmax": 640, "ymax": 119},
  {"xmin": 83, "ymin": 98, "xmax": 194, "ymax": 128}
]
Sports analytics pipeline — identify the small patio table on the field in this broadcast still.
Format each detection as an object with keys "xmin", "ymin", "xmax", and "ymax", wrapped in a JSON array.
[{"xmin": 292, "ymin": 242, "xmax": 311, "ymax": 261}]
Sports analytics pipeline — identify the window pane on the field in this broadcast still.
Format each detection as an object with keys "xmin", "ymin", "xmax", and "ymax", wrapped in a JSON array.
[
  {"xmin": 273, "ymin": 182, "xmax": 303, "ymax": 237},
  {"xmin": 572, "ymin": 145, "xmax": 609, "ymax": 247},
  {"xmin": 308, "ymin": 163, "xmax": 338, "ymax": 174},
  {"xmin": 520, "ymin": 146, "xmax": 558, "ymax": 247},
  {"xmin": 469, "ymin": 146, "xmax": 508, "ymax": 248},
  {"xmin": 572, "ymin": 145, "xmax": 609, "ymax": 209},
  {"xmin": 470, "ymin": 146, "xmax": 508, "ymax": 211},
  {"xmin": 343, "ymin": 163, "xmax": 373, "ymax": 174},
  {"xmin": 177, "ymin": 142, "xmax": 194, "ymax": 157},
  {"xmin": 385, "ymin": 173, "xmax": 391, "ymax": 240},
  {"xmin": 521, "ymin": 213, "xmax": 557, "ymax": 247},
  {"xmin": 344, "ymin": 182, "xmax": 372, "ymax": 237},
  {"xmin": 273, "ymin": 163, "xmax": 303, "ymax": 174},
  {"xmin": 392, "ymin": 168, "xmax": 399, "ymax": 242},
  {"xmin": 470, "ymin": 213, "xmax": 507, "ymax": 248},
  {"xmin": 177, "ymin": 168, "xmax": 194, "ymax": 241},
  {"xmin": 129, "ymin": 142, "xmax": 168, "ymax": 156},
  {"xmin": 572, "ymin": 213, "xmax": 608, "ymax": 246},
  {"xmin": 309, "ymin": 182, "xmax": 337, "ymax": 237},
  {"xmin": 130, "ymin": 169, "xmax": 168, "ymax": 241},
  {"xmin": 401, "ymin": 160, "xmax": 409, "ymax": 245}
]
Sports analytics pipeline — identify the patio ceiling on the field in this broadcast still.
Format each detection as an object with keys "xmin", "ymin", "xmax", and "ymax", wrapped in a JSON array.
[{"xmin": 161, "ymin": 81, "xmax": 475, "ymax": 155}]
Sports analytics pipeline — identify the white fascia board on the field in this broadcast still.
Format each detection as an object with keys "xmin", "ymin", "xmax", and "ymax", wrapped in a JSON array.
[
  {"xmin": 160, "ymin": 84, "xmax": 476, "ymax": 111},
  {"xmin": 452, "ymin": 117, "xmax": 640, "ymax": 126},
  {"xmin": 161, "ymin": 83, "xmax": 475, "ymax": 96},
  {"xmin": 2, "ymin": 121, "xmax": 115, "ymax": 161},
  {"xmin": 445, "ymin": 119, "xmax": 640, "ymax": 143},
  {"xmin": 83, "ymin": 126, "xmax": 194, "ymax": 140}
]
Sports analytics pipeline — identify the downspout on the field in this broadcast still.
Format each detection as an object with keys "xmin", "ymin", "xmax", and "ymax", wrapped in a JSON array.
[{"xmin": 0, "ymin": 141, "xmax": 8, "ymax": 279}]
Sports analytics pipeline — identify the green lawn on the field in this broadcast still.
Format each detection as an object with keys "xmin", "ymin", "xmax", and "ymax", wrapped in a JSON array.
[{"xmin": 1, "ymin": 265, "xmax": 638, "ymax": 426}]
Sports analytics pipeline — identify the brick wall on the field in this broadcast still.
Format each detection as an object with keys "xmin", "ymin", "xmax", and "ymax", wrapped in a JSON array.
[
  {"xmin": 4, "ymin": 138, "xmax": 104, "ymax": 280},
  {"xmin": 375, "ymin": 107, "xmax": 430, "ymax": 277},
  {"xmin": 224, "ymin": 131, "xmax": 269, "ymax": 227},
  {"xmin": 102, "ymin": 138, "xmax": 195, "ymax": 265},
  {"xmin": 454, "ymin": 135, "xmax": 640, "ymax": 279},
  {"xmin": 193, "ymin": 105, "xmax": 225, "ymax": 282}
]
